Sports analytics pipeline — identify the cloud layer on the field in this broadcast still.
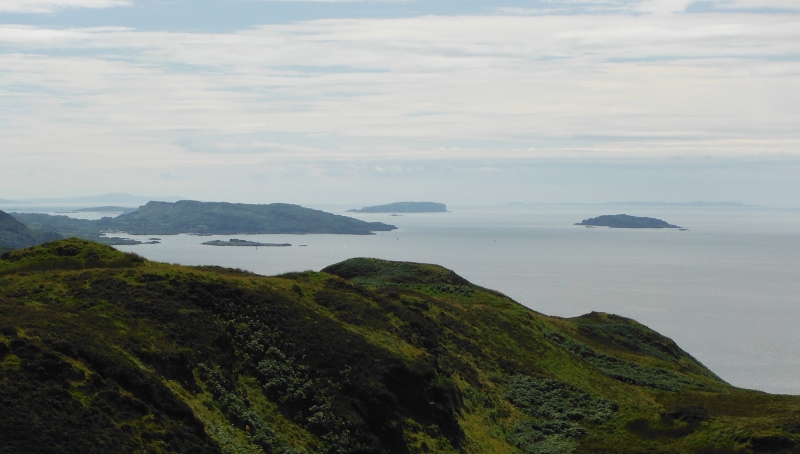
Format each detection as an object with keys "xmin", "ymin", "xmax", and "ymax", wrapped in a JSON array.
[
  {"xmin": 0, "ymin": 0, "xmax": 130, "ymax": 13},
  {"xmin": 1, "ymin": 7, "xmax": 799, "ymax": 202}
]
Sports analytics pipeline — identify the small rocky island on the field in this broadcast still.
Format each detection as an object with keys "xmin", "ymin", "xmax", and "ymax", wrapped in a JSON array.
[
  {"xmin": 202, "ymin": 239, "xmax": 291, "ymax": 247},
  {"xmin": 576, "ymin": 214, "xmax": 682, "ymax": 229},
  {"xmin": 348, "ymin": 201, "xmax": 447, "ymax": 213}
]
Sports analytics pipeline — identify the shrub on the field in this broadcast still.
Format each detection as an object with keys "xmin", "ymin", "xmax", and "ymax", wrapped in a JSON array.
[
  {"xmin": 545, "ymin": 332, "xmax": 700, "ymax": 391},
  {"xmin": 505, "ymin": 375, "xmax": 616, "ymax": 454}
]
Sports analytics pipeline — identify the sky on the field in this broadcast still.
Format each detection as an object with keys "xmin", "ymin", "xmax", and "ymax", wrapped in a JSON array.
[{"xmin": 1, "ymin": 0, "xmax": 798, "ymax": 206}]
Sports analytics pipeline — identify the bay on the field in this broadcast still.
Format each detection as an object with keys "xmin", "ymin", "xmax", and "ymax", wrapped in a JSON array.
[{"xmin": 96, "ymin": 204, "xmax": 800, "ymax": 394}]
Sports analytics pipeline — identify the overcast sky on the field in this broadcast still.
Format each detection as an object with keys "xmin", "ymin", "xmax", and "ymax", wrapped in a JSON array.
[{"xmin": 1, "ymin": 0, "xmax": 798, "ymax": 206}]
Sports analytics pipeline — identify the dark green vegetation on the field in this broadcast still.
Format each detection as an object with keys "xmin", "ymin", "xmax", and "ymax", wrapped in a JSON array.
[
  {"xmin": 2, "ymin": 240, "xmax": 800, "ymax": 454},
  {"xmin": 575, "ymin": 214, "xmax": 681, "ymax": 229},
  {"xmin": 202, "ymin": 239, "xmax": 291, "ymax": 247},
  {"xmin": 348, "ymin": 202, "xmax": 448, "ymax": 213},
  {"xmin": 0, "ymin": 210, "xmax": 61, "ymax": 253},
  {"xmin": 12, "ymin": 200, "xmax": 397, "ymax": 239}
]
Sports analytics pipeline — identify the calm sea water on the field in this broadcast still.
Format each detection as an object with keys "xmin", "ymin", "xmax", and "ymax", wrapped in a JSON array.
[{"xmin": 25, "ymin": 204, "xmax": 800, "ymax": 394}]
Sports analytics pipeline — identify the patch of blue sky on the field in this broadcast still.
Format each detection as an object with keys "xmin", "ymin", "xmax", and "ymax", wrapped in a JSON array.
[
  {"xmin": 0, "ymin": 82, "xmax": 79, "ymax": 98},
  {"xmin": 272, "ymin": 65, "xmax": 389, "ymax": 74},
  {"xmin": 686, "ymin": 1, "xmax": 800, "ymax": 14},
  {"xmin": 173, "ymin": 131, "xmax": 349, "ymax": 153},
  {"xmin": 608, "ymin": 54, "xmax": 800, "ymax": 63},
  {"xmin": 0, "ymin": 0, "xmax": 654, "ymax": 33}
]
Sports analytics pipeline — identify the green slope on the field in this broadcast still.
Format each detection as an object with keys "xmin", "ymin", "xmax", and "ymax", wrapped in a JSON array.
[{"xmin": 1, "ymin": 239, "xmax": 799, "ymax": 454}]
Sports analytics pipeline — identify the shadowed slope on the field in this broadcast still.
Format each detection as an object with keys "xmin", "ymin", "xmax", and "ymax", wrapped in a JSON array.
[{"xmin": 0, "ymin": 210, "xmax": 61, "ymax": 253}]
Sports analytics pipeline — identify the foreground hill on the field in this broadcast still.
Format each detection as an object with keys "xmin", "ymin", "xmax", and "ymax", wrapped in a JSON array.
[
  {"xmin": 1, "ymin": 239, "xmax": 799, "ymax": 454},
  {"xmin": 13, "ymin": 200, "xmax": 397, "ymax": 238},
  {"xmin": 0, "ymin": 210, "xmax": 61, "ymax": 253},
  {"xmin": 348, "ymin": 202, "xmax": 447, "ymax": 213}
]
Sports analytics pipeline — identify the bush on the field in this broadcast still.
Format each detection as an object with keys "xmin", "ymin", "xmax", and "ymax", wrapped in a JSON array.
[
  {"xmin": 545, "ymin": 332, "xmax": 699, "ymax": 391},
  {"xmin": 504, "ymin": 375, "xmax": 616, "ymax": 454}
]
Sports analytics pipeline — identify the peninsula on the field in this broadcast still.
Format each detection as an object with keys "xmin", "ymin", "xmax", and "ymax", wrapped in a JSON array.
[
  {"xmin": 1, "ymin": 238, "xmax": 798, "ymax": 453},
  {"xmin": 0, "ymin": 210, "xmax": 61, "ymax": 253},
  {"xmin": 348, "ymin": 201, "xmax": 447, "ymax": 213},
  {"xmin": 576, "ymin": 214, "xmax": 682, "ymax": 229},
  {"xmin": 202, "ymin": 239, "xmax": 291, "ymax": 247},
  {"xmin": 11, "ymin": 200, "xmax": 397, "ymax": 239}
]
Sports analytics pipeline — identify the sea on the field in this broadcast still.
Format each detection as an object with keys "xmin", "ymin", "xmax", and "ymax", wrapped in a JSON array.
[{"xmin": 8, "ymin": 203, "xmax": 800, "ymax": 394}]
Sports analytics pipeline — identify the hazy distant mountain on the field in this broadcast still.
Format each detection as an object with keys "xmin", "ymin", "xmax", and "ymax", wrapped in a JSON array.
[
  {"xmin": 508, "ymin": 201, "xmax": 754, "ymax": 207},
  {"xmin": 602, "ymin": 201, "xmax": 753, "ymax": 207},
  {"xmin": 0, "ymin": 210, "xmax": 61, "ymax": 252},
  {"xmin": 11, "ymin": 192, "xmax": 182, "ymax": 205},
  {"xmin": 348, "ymin": 201, "xmax": 447, "ymax": 213}
]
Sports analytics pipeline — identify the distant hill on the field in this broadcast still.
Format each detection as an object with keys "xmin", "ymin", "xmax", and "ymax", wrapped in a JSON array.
[
  {"xmin": 348, "ymin": 201, "xmax": 447, "ymax": 213},
  {"xmin": 2, "ymin": 239, "xmax": 799, "ymax": 453},
  {"xmin": 0, "ymin": 210, "xmax": 61, "ymax": 252},
  {"xmin": 13, "ymin": 200, "xmax": 397, "ymax": 237},
  {"xmin": 576, "ymin": 214, "xmax": 682, "ymax": 228}
]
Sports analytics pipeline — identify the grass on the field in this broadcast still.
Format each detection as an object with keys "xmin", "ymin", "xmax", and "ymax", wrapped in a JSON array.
[{"xmin": 1, "ymin": 244, "xmax": 800, "ymax": 453}]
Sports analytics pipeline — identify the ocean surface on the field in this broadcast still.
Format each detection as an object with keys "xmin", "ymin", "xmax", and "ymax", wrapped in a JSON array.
[{"xmin": 11, "ymin": 204, "xmax": 800, "ymax": 394}]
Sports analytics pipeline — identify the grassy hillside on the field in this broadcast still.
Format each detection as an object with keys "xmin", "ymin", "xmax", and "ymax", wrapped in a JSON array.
[
  {"xmin": 13, "ymin": 200, "xmax": 397, "ymax": 237},
  {"xmin": 0, "ymin": 210, "xmax": 61, "ymax": 252},
  {"xmin": 1, "ymin": 239, "xmax": 799, "ymax": 454}
]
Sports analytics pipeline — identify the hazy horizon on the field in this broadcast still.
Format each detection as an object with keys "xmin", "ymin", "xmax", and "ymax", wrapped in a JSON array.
[{"xmin": 0, "ymin": 191, "xmax": 792, "ymax": 210}]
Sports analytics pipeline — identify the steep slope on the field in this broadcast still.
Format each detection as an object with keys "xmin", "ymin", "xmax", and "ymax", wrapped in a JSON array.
[
  {"xmin": 1, "ymin": 240, "xmax": 799, "ymax": 454},
  {"xmin": 0, "ymin": 210, "xmax": 61, "ymax": 253}
]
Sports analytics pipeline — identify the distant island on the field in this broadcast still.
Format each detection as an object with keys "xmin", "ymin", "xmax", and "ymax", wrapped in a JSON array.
[
  {"xmin": 202, "ymin": 239, "xmax": 291, "ymax": 247},
  {"xmin": 11, "ymin": 200, "xmax": 397, "ymax": 239},
  {"xmin": 576, "ymin": 214, "xmax": 682, "ymax": 229},
  {"xmin": 348, "ymin": 201, "xmax": 447, "ymax": 213}
]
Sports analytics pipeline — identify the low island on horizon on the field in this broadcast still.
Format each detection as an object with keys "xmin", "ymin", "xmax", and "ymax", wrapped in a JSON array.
[
  {"xmin": 202, "ymin": 238, "xmax": 291, "ymax": 247},
  {"xmin": 576, "ymin": 214, "xmax": 683, "ymax": 229},
  {"xmin": 348, "ymin": 201, "xmax": 447, "ymax": 213}
]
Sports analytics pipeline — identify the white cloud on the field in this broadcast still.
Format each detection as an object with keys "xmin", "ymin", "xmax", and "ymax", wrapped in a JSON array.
[
  {"xmin": 0, "ymin": 12, "xmax": 799, "ymax": 201},
  {"xmin": 0, "ymin": 0, "xmax": 131, "ymax": 13}
]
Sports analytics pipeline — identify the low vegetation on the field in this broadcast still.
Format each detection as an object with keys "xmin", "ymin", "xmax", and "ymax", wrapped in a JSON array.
[{"xmin": 1, "ymin": 239, "xmax": 799, "ymax": 453}]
